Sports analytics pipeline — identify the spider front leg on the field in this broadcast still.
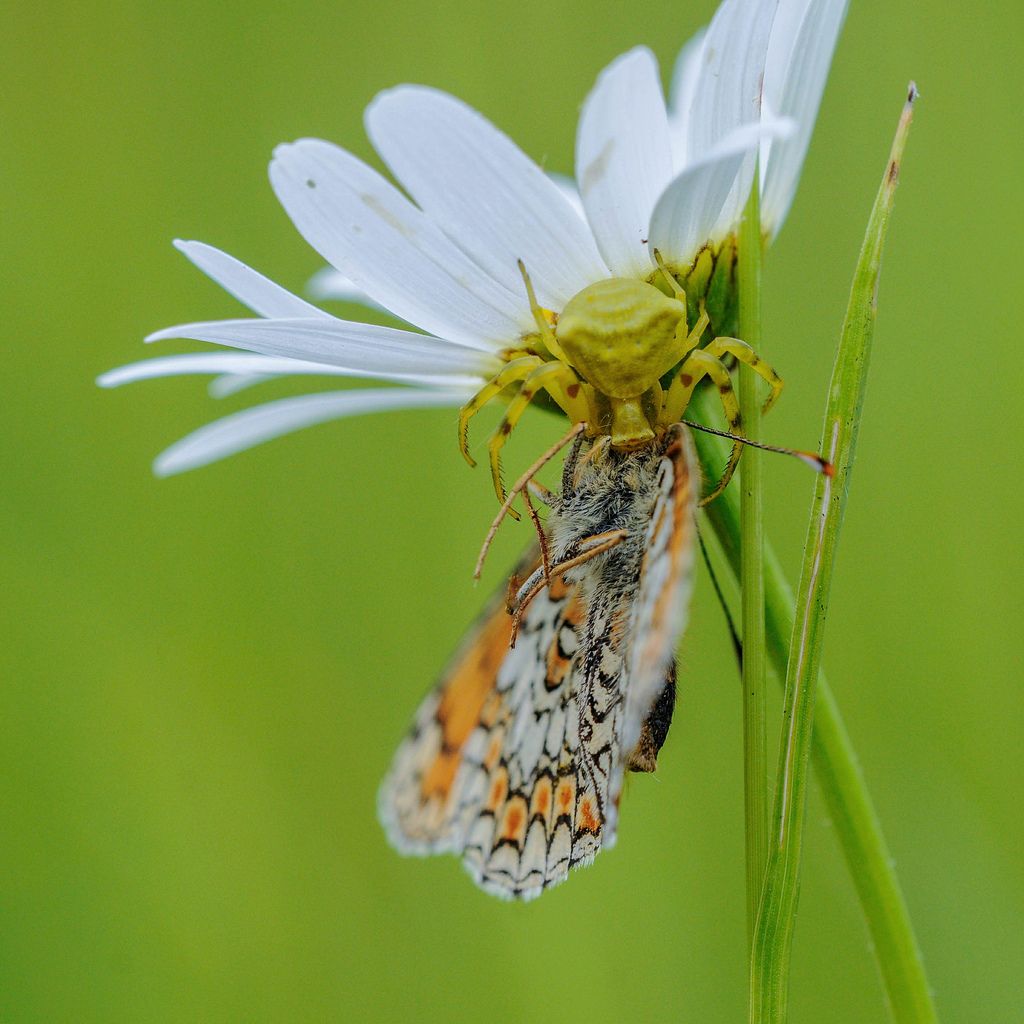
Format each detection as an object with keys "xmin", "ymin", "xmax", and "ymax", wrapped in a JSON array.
[
  {"xmin": 703, "ymin": 335, "xmax": 784, "ymax": 414},
  {"xmin": 680, "ymin": 304, "xmax": 711, "ymax": 353},
  {"xmin": 657, "ymin": 301, "xmax": 711, "ymax": 375},
  {"xmin": 660, "ymin": 349, "xmax": 744, "ymax": 505},
  {"xmin": 458, "ymin": 356, "xmax": 544, "ymax": 467},
  {"xmin": 486, "ymin": 360, "xmax": 595, "ymax": 504},
  {"xmin": 652, "ymin": 248, "xmax": 711, "ymax": 366}
]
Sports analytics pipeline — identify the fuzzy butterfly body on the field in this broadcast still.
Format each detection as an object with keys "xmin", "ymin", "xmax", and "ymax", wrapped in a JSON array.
[{"xmin": 379, "ymin": 423, "xmax": 698, "ymax": 899}]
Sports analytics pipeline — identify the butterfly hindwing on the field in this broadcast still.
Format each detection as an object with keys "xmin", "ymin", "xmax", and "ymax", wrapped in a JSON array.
[{"xmin": 379, "ymin": 549, "xmax": 602, "ymax": 898}]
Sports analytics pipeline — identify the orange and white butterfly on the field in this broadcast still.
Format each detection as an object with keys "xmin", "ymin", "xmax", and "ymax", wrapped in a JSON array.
[{"xmin": 379, "ymin": 423, "xmax": 697, "ymax": 900}]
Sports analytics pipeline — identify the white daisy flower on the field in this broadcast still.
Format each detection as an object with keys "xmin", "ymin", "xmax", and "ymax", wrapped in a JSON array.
[{"xmin": 100, "ymin": 0, "xmax": 848, "ymax": 477}]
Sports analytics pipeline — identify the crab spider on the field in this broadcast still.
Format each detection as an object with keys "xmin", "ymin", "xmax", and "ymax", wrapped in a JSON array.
[{"xmin": 458, "ymin": 255, "xmax": 783, "ymax": 506}]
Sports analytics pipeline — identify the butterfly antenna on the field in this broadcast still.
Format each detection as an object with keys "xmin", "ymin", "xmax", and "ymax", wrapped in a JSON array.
[
  {"xmin": 506, "ymin": 529, "xmax": 626, "ymax": 647},
  {"xmin": 682, "ymin": 419, "xmax": 835, "ymax": 476},
  {"xmin": 474, "ymin": 421, "xmax": 586, "ymax": 581},
  {"xmin": 696, "ymin": 523, "xmax": 742, "ymax": 670},
  {"xmin": 520, "ymin": 484, "xmax": 553, "ymax": 582}
]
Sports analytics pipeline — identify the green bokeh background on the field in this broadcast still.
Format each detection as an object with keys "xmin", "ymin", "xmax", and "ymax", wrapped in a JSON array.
[{"xmin": 3, "ymin": 1, "xmax": 1021, "ymax": 1021}]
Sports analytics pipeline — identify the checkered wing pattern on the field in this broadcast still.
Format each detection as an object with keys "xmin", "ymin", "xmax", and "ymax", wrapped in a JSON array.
[{"xmin": 379, "ymin": 554, "xmax": 606, "ymax": 900}]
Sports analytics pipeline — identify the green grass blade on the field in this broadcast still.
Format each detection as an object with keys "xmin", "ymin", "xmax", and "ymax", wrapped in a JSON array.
[
  {"xmin": 749, "ymin": 82, "xmax": 920, "ymax": 1023},
  {"xmin": 738, "ymin": 167, "xmax": 770, "ymax": 950}
]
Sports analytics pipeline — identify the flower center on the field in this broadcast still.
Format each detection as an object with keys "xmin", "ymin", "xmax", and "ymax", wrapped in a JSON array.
[{"xmin": 659, "ymin": 236, "xmax": 741, "ymax": 342}]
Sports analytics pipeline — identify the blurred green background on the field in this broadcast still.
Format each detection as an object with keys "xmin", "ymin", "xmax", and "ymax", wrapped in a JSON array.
[{"xmin": 2, "ymin": 0, "xmax": 1021, "ymax": 1021}]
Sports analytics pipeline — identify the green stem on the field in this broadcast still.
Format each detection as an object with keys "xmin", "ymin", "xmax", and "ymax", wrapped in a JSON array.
[{"xmin": 738, "ymin": 168, "xmax": 769, "ymax": 949}]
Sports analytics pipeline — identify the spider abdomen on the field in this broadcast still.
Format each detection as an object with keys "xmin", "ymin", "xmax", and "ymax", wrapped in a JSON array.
[{"xmin": 557, "ymin": 278, "xmax": 686, "ymax": 400}]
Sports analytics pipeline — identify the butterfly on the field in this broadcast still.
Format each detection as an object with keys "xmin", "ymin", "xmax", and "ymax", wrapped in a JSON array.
[{"xmin": 378, "ymin": 422, "xmax": 697, "ymax": 900}]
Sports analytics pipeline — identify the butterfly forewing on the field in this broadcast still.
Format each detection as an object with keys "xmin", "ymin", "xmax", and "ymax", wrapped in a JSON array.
[{"xmin": 379, "ymin": 424, "xmax": 697, "ymax": 899}]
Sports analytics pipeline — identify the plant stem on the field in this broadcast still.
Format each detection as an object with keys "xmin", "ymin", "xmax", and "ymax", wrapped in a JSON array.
[{"xmin": 738, "ymin": 167, "xmax": 769, "ymax": 949}]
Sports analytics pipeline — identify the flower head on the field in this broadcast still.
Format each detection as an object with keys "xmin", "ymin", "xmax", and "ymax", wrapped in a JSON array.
[{"xmin": 101, "ymin": 0, "xmax": 847, "ymax": 477}]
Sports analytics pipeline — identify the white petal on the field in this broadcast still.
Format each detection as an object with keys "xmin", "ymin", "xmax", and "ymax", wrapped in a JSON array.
[
  {"xmin": 306, "ymin": 267, "xmax": 385, "ymax": 311},
  {"xmin": 687, "ymin": 0, "xmax": 778, "ymax": 235},
  {"xmin": 100, "ymin": 353, "xmax": 336, "ymax": 387},
  {"xmin": 145, "ymin": 317, "xmax": 500, "ymax": 377},
  {"xmin": 761, "ymin": 0, "xmax": 849, "ymax": 236},
  {"xmin": 154, "ymin": 386, "xmax": 473, "ymax": 477},
  {"xmin": 206, "ymin": 365, "xmax": 481, "ymax": 397},
  {"xmin": 688, "ymin": 0, "xmax": 778, "ymax": 154},
  {"xmin": 575, "ymin": 47, "xmax": 674, "ymax": 278},
  {"xmin": 365, "ymin": 86, "xmax": 608, "ymax": 310},
  {"xmin": 270, "ymin": 139, "xmax": 527, "ymax": 349},
  {"xmin": 713, "ymin": 115, "xmax": 798, "ymax": 241},
  {"xmin": 209, "ymin": 374, "xmax": 276, "ymax": 398},
  {"xmin": 173, "ymin": 240, "xmax": 327, "ymax": 319},
  {"xmin": 546, "ymin": 172, "xmax": 585, "ymax": 220},
  {"xmin": 648, "ymin": 120, "xmax": 791, "ymax": 266},
  {"xmin": 667, "ymin": 29, "xmax": 708, "ymax": 168},
  {"xmin": 98, "ymin": 351, "xmax": 481, "ymax": 390}
]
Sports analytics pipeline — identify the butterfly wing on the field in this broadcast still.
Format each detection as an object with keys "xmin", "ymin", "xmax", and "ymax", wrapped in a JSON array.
[
  {"xmin": 379, "ymin": 550, "xmax": 601, "ymax": 900},
  {"xmin": 377, "ymin": 581, "xmax": 517, "ymax": 858},
  {"xmin": 608, "ymin": 423, "xmax": 698, "ymax": 837}
]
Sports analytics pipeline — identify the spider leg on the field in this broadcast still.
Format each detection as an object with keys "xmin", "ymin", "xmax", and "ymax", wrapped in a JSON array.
[
  {"xmin": 508, "ymin": 529, "xmax": 628, "ymax": 647},
  {"xmin": 655, "ymin": 304, "xmax": 710, "ymax": 381},
  {"xmin": 651, "ymin": 250, "xmax": 711, "ymax": 373},
  {"xmin": 458, "ymin": 356, "xmax": 543, "ymax": 467},
  {"xmin": 520, "ymin": 484, "xmax": 552, "ymax": 583},
  {"xmin": 518, "ymin": 260, "xmax": 571, "ymax": 366},
  {"xmin": 703, "ymin": 335, "xmax": 783, "ymax": 414},
  {"xmin": 527, "ymin": 479, "xmax": 556, "ymax": 505},
  {"xmin": 486, "ymin": 361, "xmax": 594, "ymax": 505},
  {"xmin": 474, "ymin": 422, "xmax": 585, "ymax": 580},
  {"xmin": 559, "ymin": 431, "xmax": 591, "ymax": 498},
  {"xmin": 652, "ymin": 248, "xmax": 688, "ymax": 303},
  {"xmin": 661, "ymin": 348, "xmax": 744, "ymax": 505},
  {"xmin": 679, "ymin": 304, "xmax": 710, "ymax": 352}
]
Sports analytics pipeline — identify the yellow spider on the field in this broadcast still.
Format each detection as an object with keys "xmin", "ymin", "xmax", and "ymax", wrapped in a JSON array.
[{"xmin": 458, "ymin": 253, "xmax": 782, "ymax": 507}]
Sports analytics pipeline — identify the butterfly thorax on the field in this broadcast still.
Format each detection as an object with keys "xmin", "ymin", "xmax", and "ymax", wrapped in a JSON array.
[{"xmin": 547, "ymin": 435, "xmax": 669, "ymax": 604}]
